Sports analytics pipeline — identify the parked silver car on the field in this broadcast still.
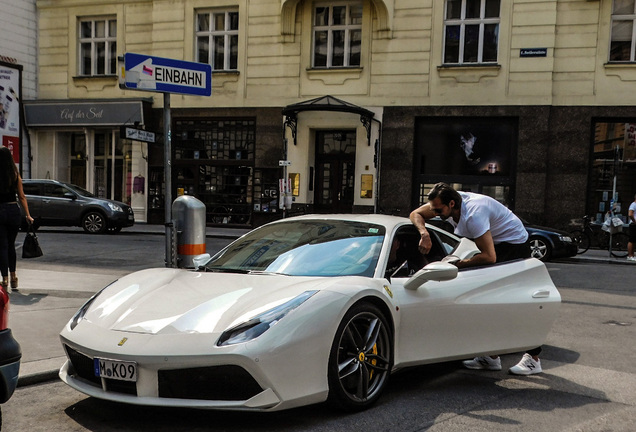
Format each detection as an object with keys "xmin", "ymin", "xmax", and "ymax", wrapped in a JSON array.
[{"xmin": 22, "ymin": 179, "xmax": 134, "ymax": 234}]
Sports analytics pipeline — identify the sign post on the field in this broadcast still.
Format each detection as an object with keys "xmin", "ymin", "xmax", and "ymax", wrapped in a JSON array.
[{"xmin": 122, "ymin": 53, "xmax": 211, "ymax": 267}]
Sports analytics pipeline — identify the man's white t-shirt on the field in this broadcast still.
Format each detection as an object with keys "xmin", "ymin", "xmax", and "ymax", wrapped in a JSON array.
[
  {"xmin": 629, "ymin": 201, "xmax": 636, "ymax": 225},
  {"xmin": 446, "ymin": 192, "xmax": 528, "ymax": 245}
]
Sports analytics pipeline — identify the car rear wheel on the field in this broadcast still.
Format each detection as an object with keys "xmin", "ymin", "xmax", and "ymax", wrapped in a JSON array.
[
  {"xmin": 327, "ymin": 302, "xmax": 392, "ymax": 411},
  {"xmin": 82, "ymin": 212, "xmax": 107, "ymax": 234},
  {"xmin": 529, "ymin": 236, "xmax": 552, "ymax": 261}
]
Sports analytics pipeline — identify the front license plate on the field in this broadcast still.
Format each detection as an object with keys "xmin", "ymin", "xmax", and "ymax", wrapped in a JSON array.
[{"xmin": 94, "ymin": 358, "xmax": 137, "ymax": 382}]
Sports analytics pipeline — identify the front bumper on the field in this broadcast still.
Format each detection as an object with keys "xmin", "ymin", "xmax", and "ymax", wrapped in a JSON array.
[{"xmin": 107, "ymin": 209, "xmax": 135, "ymax": 228}]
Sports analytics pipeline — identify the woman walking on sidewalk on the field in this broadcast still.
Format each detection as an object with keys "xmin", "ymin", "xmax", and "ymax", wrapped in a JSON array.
[{"xmin": 0, "ymin": 146, "xmax": 34, "ymax": 292}]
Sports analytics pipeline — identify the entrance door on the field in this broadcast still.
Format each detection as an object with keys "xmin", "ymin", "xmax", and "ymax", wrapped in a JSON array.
[
  {"xmin": 93, "ymin": 131, "xmax": 130, "ymax": 203},
  {"xmin": 315, "ymin": 130, "xmax": 356, "ymax": 213}
]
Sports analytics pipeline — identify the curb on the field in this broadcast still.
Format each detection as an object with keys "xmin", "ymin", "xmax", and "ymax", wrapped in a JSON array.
[
  {"xmin": 17, "ymin": 370, "xmax": 60, "ymax": 387},
  {"xmin": 17, "ymin": 357, "xmax": 65, "ymax": 387}
]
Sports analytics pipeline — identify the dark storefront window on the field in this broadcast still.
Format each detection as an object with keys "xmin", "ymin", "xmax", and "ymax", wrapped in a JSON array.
[
  {"xmin": 414, "ymin": 117, "xmax": 517, "ymax": 207},
  {"xmin": 172, "ymin": 119, "xmax": 256, "ymax": 225},
  {"xmin": 588, "ymin": 121, "xmax": 636, "ymax": 224}
]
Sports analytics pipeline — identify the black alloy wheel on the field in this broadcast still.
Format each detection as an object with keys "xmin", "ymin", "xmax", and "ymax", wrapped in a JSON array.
[
  {"xmin": 82, "ymin": 211, "xmax": 107, "ymax": 234},
  {"xmin": 327, "ymin": 302, "xmax": 392, "ymax": 411}
]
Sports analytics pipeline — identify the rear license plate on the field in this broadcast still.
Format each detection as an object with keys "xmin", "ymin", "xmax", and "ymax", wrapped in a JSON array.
[{"xmin": 94, "ymin": 358, "xmax": 137, "ymax": 382}]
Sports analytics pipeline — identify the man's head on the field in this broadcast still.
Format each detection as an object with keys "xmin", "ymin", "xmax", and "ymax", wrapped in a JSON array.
[{"xmin": 427, "ymin": 182, "xmax": 462, "ymax": 220}]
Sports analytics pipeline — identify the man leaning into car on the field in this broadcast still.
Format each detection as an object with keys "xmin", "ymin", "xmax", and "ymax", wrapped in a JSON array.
[{"xmin": 409, "ymin": 182, "xmax": 543, "ymax": 376}]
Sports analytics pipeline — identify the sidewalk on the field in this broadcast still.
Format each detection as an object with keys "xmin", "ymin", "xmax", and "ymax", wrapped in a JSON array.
[{"xmin": 7, "ymin": 224, "xmax": 634, "ymax": 389}]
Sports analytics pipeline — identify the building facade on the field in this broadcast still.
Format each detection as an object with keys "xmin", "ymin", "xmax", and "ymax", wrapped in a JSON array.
[
  {"xmin": 26, "ymin": 0, "xmax": 636, "ymax": 229},
  {"xmin": 0, "ymin": 0, "xmax": 38, "ymax": 178}
]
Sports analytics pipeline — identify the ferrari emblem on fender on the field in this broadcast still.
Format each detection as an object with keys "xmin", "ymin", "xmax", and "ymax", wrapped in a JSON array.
[
  {"xmin": 118, "ymin": 337, "xmax": 128, "ymax": 346},
  {"xmin": 383, "ymin": 285, "xmax": 393, "ymax": 298}
]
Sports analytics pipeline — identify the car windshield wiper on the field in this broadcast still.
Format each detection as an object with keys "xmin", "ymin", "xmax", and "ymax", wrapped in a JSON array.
[
  {"xmin": 203, "ymin": 266, "xmax": 250, "ymax": 274},
  {"xmin": 247, "ymin": 270, "xmax": 290, "ymax": 276}
]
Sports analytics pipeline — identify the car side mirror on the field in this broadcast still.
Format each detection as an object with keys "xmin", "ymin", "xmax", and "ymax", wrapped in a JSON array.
[
  {"xmin": 64, "ymin": 192, "xmax": 76, "ymax": 200},
  {"xmin": 403, "ymin": 262, "xmax": 458, "ymax": 290},
  {"xmin": 192, "ymin": 253, "xmax": 211, "ymax": 269}
]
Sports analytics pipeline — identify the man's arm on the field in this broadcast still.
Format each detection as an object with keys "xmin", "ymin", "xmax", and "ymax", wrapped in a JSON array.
[
  {"xmin": 629, "ymin": 208, "xmax": 635, "ymax": 224},
  {"xmin": 454, "ymin": 230, "xmax": 497, "ymax": 269},
  {"xmin": 410, "ymin": 204, "xmax": 436, "ymax": 254}
]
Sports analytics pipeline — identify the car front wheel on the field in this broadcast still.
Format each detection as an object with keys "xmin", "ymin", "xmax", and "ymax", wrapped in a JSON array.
[
  {"xmin": 529, "ymin": 236, "xmax": 552, "ymax": 261},
  {"xmin": 327, "ymin": 302, "xmax": 392, "ymax": 411},
  {"xmin": 82, "ymin": 211, "xmax": 107, "ymax": 234}
]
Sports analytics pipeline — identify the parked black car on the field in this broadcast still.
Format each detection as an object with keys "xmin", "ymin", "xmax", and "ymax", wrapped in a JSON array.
[
  {"xmin": 424, "ymin": 216, "xmax": 577, "ymax": 262},
  {"xmin": 22, "ymin": 179, "xmax": 134, "ymax": 234},
  {"xmin": 0, "ymin": 285, "xmax": 21, "ymax": 428},
  {"xmin": 522, "ymin": 219, "xmax": 578, "ymax": 262}
]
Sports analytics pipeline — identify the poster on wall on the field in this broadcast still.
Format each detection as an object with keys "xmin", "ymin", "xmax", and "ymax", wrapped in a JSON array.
[
  {"xmin": 0, "ymin": 62, "xmax": 21, "ymax": 165},
  {"xmin": 415, "ymin": 117, "xmax": 517, "ymax": 177}
]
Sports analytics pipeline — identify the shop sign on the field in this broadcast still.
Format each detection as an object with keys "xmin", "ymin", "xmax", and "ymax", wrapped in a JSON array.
[
  {"xmin": 24, "ymin": 101, "xmax": 146, "ymax": 127},
  {"xmin": 120, "ymin": 126, "xmax": 155, "ymax": 143}
]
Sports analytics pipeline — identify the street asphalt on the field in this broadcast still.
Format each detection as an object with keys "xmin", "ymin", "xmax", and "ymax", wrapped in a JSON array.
[{"xmin": 6, "ymin": 223, "xmax": 635, "ymax": 389}]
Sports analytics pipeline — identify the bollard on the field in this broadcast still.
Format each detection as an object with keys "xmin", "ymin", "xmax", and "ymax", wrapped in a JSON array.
[{"xmin": 172, "ymin": 195, "xmax": 206, "ymax": 268}]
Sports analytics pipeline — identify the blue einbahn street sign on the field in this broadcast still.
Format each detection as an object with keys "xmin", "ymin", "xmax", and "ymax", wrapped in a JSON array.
[{"xmin": 122, "ymin": 53, "xmax": 212, "ymax": 96}]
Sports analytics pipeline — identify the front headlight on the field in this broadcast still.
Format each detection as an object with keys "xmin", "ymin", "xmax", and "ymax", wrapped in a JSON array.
[
  {"xmin": 217, "ymin": 290, "xmax": 318, "ymax": 346},
  {"xmin": 69, "ymin": 285, "xmax": 110, "ymax": 330},
  {"xmin": 559, "ymin": 235, "xmax": 572, "ymax": 243},
  {"xmin": 108, "ymin": 202, "xmax": 123, "ymax": 212}
]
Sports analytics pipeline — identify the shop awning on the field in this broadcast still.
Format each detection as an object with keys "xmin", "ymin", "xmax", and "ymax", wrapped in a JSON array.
[{"xmin": 23, "ymin": 98, "xmax": 153, "ymax": 127}]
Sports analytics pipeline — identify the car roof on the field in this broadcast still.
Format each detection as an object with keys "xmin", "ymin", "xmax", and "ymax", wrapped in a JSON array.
[
  {"xmin": 274, "ymin": 213, "xmax": 459, "ymax": 240},
  {"xmin": 23, "ymin": 179, "xmax": 68, "ymax": 185}
]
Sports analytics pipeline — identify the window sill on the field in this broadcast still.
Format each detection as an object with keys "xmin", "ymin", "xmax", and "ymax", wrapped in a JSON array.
[
  {"xmin": 305, "ymin": 67, "xmax": 363, "ymax": 85},
  {"xmin": 72, "ymin": 75, "xmax": 119, "ymax": 92},
  {"xmin": 437, "ymin": 63, "xmax": 501, "ymax": 83},
  {"xmin": 604, "ymin": 62, "xmax": 636, "ymax": 82},
  {"xmin": 211, "ymin": 70, "xmax": 240, "ymax": 87}
]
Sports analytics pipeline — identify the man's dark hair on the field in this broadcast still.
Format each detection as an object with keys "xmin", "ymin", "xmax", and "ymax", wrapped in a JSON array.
[{"xmin": 427, "ymin": 182, "xmax": 462, "ymax": 207}]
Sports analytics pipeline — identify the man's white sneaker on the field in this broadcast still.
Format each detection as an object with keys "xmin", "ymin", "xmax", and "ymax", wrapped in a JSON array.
[
  {"xmin": 462, "ymin": 356, "xmax": 502, "ymax": 371},
  {"xmin": 627, "ymin": 256, "xmax": 636, "ymax": 261},
  {"xmin": 509, "ymin": 353, "xmax": 542, "ymax": 375}
]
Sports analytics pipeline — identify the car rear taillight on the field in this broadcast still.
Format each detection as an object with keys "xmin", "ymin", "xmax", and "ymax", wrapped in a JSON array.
[{"xmin": 0, "ymin": 285, "xmax": 9, "ymax": 330}]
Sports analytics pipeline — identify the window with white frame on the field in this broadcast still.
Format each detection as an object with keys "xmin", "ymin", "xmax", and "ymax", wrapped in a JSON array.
[
  {"xmin": 443, "ymin": 0, "xmax": 500, "ymax": 65},
  {"xmin": 79, "ymin": 17, "xmax": 117, "ymax": 76},
  {"xmin": 610, "ymin": 0, "xmax": 636, "ymax": 61},
  {"xmin": 196, "ymin": 10, "xmax": 239, "ymax": 71},
  {"xmin": 312, "ymin": 2, "xmax": 362, "ymax": 68}
]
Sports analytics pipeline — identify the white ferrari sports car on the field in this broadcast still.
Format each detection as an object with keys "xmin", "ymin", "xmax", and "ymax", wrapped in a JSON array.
[{"xmin": 59, "ymin": 214, "xmax": 561, "ymax": 412}]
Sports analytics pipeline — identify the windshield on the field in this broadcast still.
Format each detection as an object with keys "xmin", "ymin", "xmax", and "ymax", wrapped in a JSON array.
[
  {"xmin": 205, "ymin": 220, "xmax": 385, "ymax": 277},
  {"xmin": 64, "ymin": 183, "xmax": 96, "ymax": 198}
]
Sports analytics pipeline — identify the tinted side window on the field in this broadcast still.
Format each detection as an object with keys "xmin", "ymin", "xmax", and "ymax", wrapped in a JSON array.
[
  {"xmin": 43, "ymin": 184, "xmax": 70, "ymax": 198},
  {"xmin": 22, "ymin": 183, "xmax": 41, "ymax": 195}
]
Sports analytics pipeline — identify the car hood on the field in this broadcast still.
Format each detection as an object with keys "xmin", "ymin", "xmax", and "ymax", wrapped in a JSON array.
[
  {"xmin": 526, "ymin": 224, "xmax": 570, "ymax": 236},
  {"xmin": 82, "ymin": 268, "xmax": 341, "ymax": 335}
]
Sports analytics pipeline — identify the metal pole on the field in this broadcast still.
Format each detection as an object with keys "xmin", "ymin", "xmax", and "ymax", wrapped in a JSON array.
[
  {"xmin": 609, "ymin": 145, "xmax": 619, "ymax": 257},
  {"xmin": 164, "ymin": 92, "xmax": 174, "ymax": 267}
]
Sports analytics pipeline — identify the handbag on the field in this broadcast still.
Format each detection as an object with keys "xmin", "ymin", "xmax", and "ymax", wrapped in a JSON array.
[{"xmin": 22, "ymin": 225, "xmax": 43, "ymax": 258}]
